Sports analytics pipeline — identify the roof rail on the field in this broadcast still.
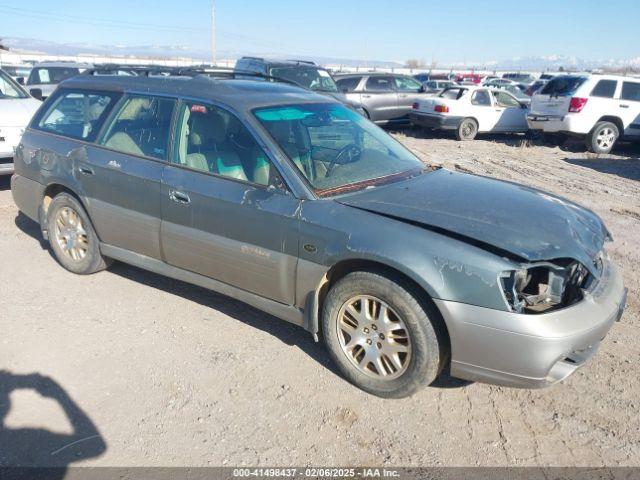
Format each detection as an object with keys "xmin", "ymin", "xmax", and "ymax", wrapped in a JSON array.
[
  {"xmin": 286, "ymin": 59, "xmax": 316, "ymax": 66},
  {"xmin": 83, "ymin": 64, "xmax": 181, "ymax": 77},
  {"xmin": 81, "ymin": 64, "xmax": 312, "ymax": 91},
  {"xmin": 239, "ymin": 56, "xmax": 264, "ymax": 61}
]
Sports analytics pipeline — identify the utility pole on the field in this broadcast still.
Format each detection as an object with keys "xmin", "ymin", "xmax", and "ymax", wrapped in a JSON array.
[{"xmin": 211, "ymin": 0, "xmax": 216, "ymax": 65}]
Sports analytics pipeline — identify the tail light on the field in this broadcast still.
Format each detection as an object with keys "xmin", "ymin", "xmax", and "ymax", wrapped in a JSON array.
[
  {"xmin": 412, "ymin": 102, "xmax": 419, "ymax": 109},
  {"xmin": 568, "ymin": 97, "xmax": 588, "ymax": 113},
  {"xmin": 434, "ymin": 104, "xmax": 449, "ymax": 113}
]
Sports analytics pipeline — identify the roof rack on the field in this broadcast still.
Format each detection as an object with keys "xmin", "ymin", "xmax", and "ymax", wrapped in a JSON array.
[
  {"xmin": 286, "ymin": 59, "xmax": 316, "ymax": 66},
  {"xmin": 83, "ymin": 64, "xmax": 181, "ymax": 77},
  {"xmin": 82, "ymin": 64, "xmax": 310, "ymax": 90}
]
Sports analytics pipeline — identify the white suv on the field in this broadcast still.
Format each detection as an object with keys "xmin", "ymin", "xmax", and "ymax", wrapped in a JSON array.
[{"xmin": 527, "ymin": 74, "xmax": 640, "ymax": 153}]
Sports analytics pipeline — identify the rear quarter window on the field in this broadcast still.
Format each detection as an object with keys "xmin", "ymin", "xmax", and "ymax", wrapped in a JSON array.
[
  {"xmin": 540, "ymin": 76, "xmax": 587, "ymax": 96},
  {"xmin": 621, "ymin": 82, "xmax": 640, "ymax": 102},
  {"xmin": 34, "ymin": 90, "xmax": 118, "ymax": 141},
  {"xmin": 336, "ymin": 76, "xmax": 361, "ymax": 92}
]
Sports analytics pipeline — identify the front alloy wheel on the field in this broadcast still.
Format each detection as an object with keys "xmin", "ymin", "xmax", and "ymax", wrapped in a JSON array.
[
  {"xmin": 322, "ymin": 270, "xmax": 447, "ymax": 398},
  {"xmin": 337, "ymin": 295, "xmax": 411, "ymax": 379}
]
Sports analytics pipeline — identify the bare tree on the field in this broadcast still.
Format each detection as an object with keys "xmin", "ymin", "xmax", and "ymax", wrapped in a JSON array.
[{"xmin": 406, "ymin": 58, "xmax": 427, "ymax": 69}]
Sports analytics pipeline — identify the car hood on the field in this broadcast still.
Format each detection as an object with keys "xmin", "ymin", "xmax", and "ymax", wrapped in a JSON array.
[
  {"xmin": 337, "ymin": 169, "xmax": 608, "ymax": 274},
  {"xmin": 0, "ymin": 98, "xmax": 41, "ymax": 127}
]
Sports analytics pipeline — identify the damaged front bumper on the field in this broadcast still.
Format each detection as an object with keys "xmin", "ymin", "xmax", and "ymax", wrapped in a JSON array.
[{"xmin": 434, "ymin": 257, "xmax": 627, "ymax": 388}]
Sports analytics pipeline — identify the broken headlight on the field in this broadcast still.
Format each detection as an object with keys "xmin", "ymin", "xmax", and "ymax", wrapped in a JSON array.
[{"xmin": 500, "ymin": 260, "xmax": 590, "ymax": 314}]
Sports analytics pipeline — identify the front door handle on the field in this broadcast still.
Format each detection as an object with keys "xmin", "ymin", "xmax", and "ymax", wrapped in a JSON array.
[
  {"xmin": 620, "ymin": 104, "xmax": 630, "ymax": 109},
  {"xmin": 169, "ymin": 190, "xmax": 191, "ymax": 204},
  {"xmin": 78, "ymin": 166, "xmax": 94, "ymax": 175}
]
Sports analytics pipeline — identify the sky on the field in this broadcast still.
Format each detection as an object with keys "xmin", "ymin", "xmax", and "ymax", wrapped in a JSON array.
[{"xmin": 1, "ymin": 0, "xmax": 638, "ymax": 63}]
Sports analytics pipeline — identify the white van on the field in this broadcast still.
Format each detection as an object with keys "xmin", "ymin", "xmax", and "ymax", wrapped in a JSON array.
[
  {"xmin": 0, "ymin": 68, "xmax": 42, "ymax": 175},
  {"xmin": 527, "ymin": 74, "xmax": 640, "ymax": 153}
]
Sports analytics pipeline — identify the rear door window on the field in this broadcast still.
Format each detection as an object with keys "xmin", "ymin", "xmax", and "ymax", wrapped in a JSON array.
[
  {"xmin": 471, "ymin": 90, "xmax": 492, "ymax": 106},
  {"xmin": 621, "ymin": 82, "xmax": 640, "ymax": 102},
  {"xmin": 365, "ymin": 76, "xmax": 395, "ymax": 92},
  {"xmin": 36, "ymin": 90, "xmax": 117, "ymax": 140},
  {"xmin": 99, "ymin": 95, "xmax": 176, "ymax": 160},
  {"xmin": 540, "ymin": 76, "xmax": 587, "ymax": 96},
  {"xmin": 590, "ymin": 80, "xmax": 617, "ymax": 98}
]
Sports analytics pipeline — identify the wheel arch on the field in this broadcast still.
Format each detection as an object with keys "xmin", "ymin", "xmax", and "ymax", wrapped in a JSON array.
[
  {"xmin": 595, "ymin": 116, "xmax": 624, "ymax": 134},
  {"xmin": 40, "ymin": 182, "xmax": 92, "ymax": 240},
  {"xmin": 309, "ymin": 258, "xmax": 451, "ymax": 357}
]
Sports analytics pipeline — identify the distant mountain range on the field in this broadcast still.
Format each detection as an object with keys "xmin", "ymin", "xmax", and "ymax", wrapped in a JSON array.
[{"xmin": 2, "ymin": 37, "xmax": 639, "ymax": 72}]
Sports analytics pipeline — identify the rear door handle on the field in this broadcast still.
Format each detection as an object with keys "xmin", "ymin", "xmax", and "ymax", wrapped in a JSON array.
[
  {"xmin": 620, "ymin": 104, "xmax": 630, "ymax": 108},
  {"xmin": 169, "ymin": 190, "xmax": 191, "ymax": 204},
  {"xmin": 362, "ymin": 94, "xmax": 371, "ymax": 98},
  {"xmin": 78, "ymin": 166, "xmax": 94, "ymax": 175}
]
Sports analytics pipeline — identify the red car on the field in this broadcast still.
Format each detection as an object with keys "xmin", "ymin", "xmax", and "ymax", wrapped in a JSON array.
[{"xmin": 455, "ymin": 73, "xmax": 483, "ymax": 84}]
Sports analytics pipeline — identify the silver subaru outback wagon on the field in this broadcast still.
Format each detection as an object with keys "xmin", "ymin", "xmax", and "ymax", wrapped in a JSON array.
[{"xmin": 11, "ymin": 74, "xmax": 627, "ymax": 398}]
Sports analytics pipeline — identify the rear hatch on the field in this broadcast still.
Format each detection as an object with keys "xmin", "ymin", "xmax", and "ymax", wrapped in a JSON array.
[{"xmin": 530, "ymin": 75, "xmax": 588, "ymax": 116}]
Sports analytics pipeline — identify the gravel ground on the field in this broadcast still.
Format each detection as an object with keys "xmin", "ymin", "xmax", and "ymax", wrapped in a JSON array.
[{"xmin": 0, "ymin": 131, "xmax": 638, "ymax": 468}]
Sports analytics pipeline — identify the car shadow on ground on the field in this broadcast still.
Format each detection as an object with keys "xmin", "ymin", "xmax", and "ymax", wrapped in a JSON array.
[
  {"xmin": 392, "ymin": 125, "xmax": 533, "ymax": 147},
  {"xmin": 0, "ymin": 370, "xmax": 106, "ymax": 474},
  {"xmin": 13, "ymin": 212, "xmax": 470, "ymax": 391},
  {"xmin": 563, "ymin": 156, "xmax": 640, "ymax": 182}
]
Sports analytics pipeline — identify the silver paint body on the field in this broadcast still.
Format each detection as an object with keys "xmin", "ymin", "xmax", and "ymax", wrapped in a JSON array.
[{"xmin": 11, "ymin": 75, "xmax": 627, "ymax": 388}]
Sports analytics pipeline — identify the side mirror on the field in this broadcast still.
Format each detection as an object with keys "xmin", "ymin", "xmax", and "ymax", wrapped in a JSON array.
[
  {"xmin": 521, "ymin": 103, "xmax": 528, "ymax": 109},
  {"xmin": 340, "ymin": 86, "xmax": 349, "ymax": 93},
  {"xmin": 16, "ymin": 77, "xmax": 25, "ymax": 85},
  {"xmin": 30, "ymin": 88, "xmax": 43, "ymax": 101},
  {"xmin": 419, "ymin": 85, "xmax": 426, "ymax": 93}
]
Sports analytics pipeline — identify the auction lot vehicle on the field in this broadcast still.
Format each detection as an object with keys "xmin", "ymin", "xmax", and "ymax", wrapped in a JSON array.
[
  {"xmin": 26, "ymin": 62, "xmax": 90, "ymax": 100},
  {"xmin": 421, "ymin": 80, "xmax": 458, "ymax": 94},
  {"xmin": 233, "ymin": 57, "xmax": 362, "ymax": 112},
  {"xmin": 12, "ymin": 75, "xmax": 626, "ymax": 398},
  {"xmin": 527, "ymin": 74, "xmax": 640, "ymax": 153},
  {"xmin": 335, "ymin": 73, "xmax": 427, "ymax": 125},
  {"xmin": 0, "ymin": 69, "xmax": 42, "ymax": 175},
  {"xmin": 411, "ymin": 86, "xmax": 529, "ymax": 140}
]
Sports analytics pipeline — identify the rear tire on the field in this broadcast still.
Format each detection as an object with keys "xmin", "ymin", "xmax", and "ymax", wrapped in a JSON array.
[
  {"xmin": 322, "ymin": 270, "xmax": 446, "ymax": 398},
  {"xmin": 46, "ymin": 193, "xmax": 112, "ymax": 275},
  {"xmin": 587, "ymin": 121, "xmax": 619, "ymax": 154},
  {"xmin": 455, "ymin": 118, "xmax": 478, "ymax": 141}
]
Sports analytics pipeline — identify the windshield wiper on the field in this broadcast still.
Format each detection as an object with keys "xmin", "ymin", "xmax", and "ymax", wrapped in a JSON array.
[{"xmin": 316, "ymin": 166, "xmax": 430, "ymax": 198}]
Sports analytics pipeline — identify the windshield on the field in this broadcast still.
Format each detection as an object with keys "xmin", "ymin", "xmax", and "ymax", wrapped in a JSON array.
[
  {"xmin": 254, "ymin": 103, "xmax": 424, "ymax": 196},
  {"xmin": 0, "ymin": 69, "xmax": 28, "ymax": 99},
  {"xmin": 540, "ymin": 76, "xmax": 587, "ymax": 96},
  {"xmin": 269, "ymin": 66, "xmax": 338, "ymax": 92}
]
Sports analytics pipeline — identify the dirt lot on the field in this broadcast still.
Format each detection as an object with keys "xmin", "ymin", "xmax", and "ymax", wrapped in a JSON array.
[{"xmin": 1, "ymin": 132, "xmax": 639, "ymax": 468}]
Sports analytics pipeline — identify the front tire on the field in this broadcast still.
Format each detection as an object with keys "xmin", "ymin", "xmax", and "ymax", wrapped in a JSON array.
[
  {"xmin": 455, "ymin": 118, "xmax": 478, "ymax": 141},
  {"xmin": 587, "ymin": 121, "xmax": 619, "ymax": 154},
  {"xmin": 322, "ymin": 270, "xmax": 446, "ymax": 398},
  {"xmin": 46, "ymin": 193, "xmax": 111, "ymax": 275}
]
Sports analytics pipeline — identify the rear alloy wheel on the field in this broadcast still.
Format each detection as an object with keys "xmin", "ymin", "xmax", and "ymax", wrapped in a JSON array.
[
  {"xmin": 588, "ymin": 121, "xmax": 619, "ymax": 154},
  {"xmin": 322, "ymin": 270, "xmax": 446, "ymax": 398},
  {"xmin": 455, "ymin": 118, "xmax": 478, "ymax": 141},
  {"xmin": 46, "ymin": 193, "xmax": 112, "ymax": 274}
]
